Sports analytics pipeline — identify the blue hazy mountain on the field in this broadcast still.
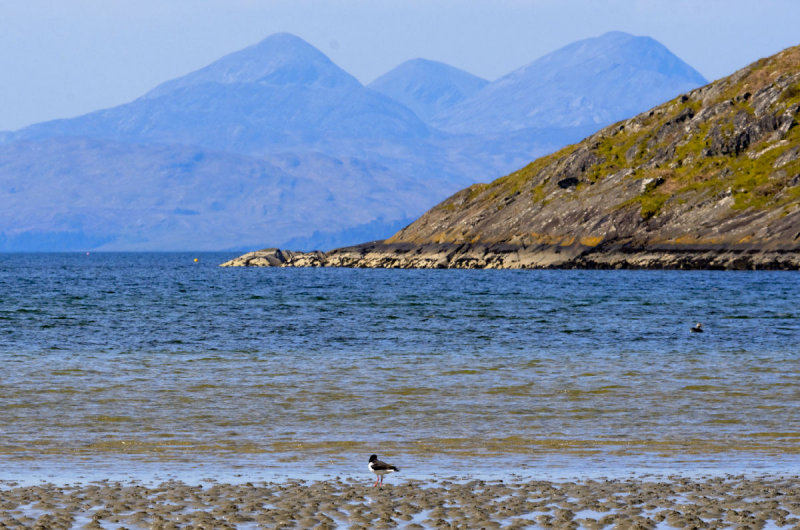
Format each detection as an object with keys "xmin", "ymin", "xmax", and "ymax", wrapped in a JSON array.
[
  {"xmin": 0, "ymin": 137, "xmax": 444, "ymax": 251},
  {"xmin": 0, "ymin": 32, "xmax": 710, "ymax": 251},
  {"xmin": 433, "ymin": 31, "xmax": 707, "ymax": 133},
  {"xmin": 9, "ymin": 33, "xmax": 431, "ymax": 155},
  {"xmin": 368, "ymin": 58, "xmax": 489, "ymax": 122},
  {"xmin": 0, "ymin": 33, "xmax": 457, "ymax": 250}
]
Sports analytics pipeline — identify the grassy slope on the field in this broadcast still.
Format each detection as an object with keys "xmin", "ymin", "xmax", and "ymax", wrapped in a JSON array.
[{"xmin": 389, "ymin": 44, "xmax": 800, "ymax": 249}]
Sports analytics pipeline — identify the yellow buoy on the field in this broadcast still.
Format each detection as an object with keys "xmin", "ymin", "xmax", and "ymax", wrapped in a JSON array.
[{"xmin": 193, "ymin": 258, "xmax": 199, "ymax": 263}]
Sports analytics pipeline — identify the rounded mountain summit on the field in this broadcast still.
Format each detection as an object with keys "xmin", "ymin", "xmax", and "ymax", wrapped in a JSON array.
[
  {"xmin": 11, "ymin": 33, "xmax": 431, "ymax": 154},
  {"xmin": 368, "ymin": 58, "xmax": 489, "ymax": 122},
  {"xmin": 431, "ymin": 31, "xmax": 708, "ymax": 134}
]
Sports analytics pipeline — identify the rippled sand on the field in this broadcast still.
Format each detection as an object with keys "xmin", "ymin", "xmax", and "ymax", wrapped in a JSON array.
[{"xmin": 1, "ymin": 475, "xmax": 798, "ymax": 529}]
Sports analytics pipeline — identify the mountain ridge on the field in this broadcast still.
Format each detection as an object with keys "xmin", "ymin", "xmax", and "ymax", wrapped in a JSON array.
[
  {"xmin": 432, "ymin": 31, "xmax": 708, "ymax": 133},
  {"xmin": 0, "ymin": 136, "xmax": 445, "ymax": 251},
  {"xmin": 6, "ymin": 33, "xmax": 430, "ymax": 152},
  {"xmin": 145, "ymin": 33, "xmax": 362, "ymax": 98}
]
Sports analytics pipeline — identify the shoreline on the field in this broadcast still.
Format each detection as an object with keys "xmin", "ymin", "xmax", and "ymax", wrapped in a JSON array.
[
  {"xmin": 2, "ymin": 474, "xmax": 798, "ymax": 528},
  {"xmin": 220, "ymin": 243, "xmax": 800, "ymax": 270},
  {"xmin": 4, "ymin": 451, "xmax": 800, "ymax": 488}
]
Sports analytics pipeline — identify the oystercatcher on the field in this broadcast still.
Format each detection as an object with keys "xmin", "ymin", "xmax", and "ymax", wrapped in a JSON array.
[{"xmin": 368, "ymin": 454, "xmax": 399, "ymax": 487}]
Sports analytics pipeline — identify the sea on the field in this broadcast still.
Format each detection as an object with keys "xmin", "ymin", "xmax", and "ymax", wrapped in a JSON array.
[{"xmin": 1, "ymin": 252, "xmax": 798, "ymax": 485}]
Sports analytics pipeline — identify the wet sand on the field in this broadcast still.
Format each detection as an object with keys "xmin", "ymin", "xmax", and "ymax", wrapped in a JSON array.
[{"xmin": 1, "ymin": 474, "xmax": 798, "ymax": 529}]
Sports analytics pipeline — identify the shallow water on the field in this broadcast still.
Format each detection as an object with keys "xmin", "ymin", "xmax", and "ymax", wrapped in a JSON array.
[{"xmin": 1, "ymin": 253, "xmax": 799, "ymax": 481}]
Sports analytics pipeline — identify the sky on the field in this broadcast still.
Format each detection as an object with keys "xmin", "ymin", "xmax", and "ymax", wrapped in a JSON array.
[{"xmin": 1, "ymin": 0, "xmax": 799, "ymax": 131}]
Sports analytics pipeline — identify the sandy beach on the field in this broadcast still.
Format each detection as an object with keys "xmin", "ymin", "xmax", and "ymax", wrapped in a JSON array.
[{"xmin": 1, "ymin": 474, "xmax": 799, "ymax": 529}]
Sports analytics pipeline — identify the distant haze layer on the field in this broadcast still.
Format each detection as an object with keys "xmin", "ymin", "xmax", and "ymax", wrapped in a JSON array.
[{"xmin": 0, "ymin": 31, "xmax": 707, "ymax": 251}]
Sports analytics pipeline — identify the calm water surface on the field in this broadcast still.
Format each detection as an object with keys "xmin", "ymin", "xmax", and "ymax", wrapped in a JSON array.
[{"xmin": 1, "ymin": 253, "xmax": 798, "ymax": 481}]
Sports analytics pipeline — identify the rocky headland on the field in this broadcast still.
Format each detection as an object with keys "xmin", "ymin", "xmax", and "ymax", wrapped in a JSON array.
[{"xmin": 223, "ymin": 43, "xmax": 800, "ymax": 270}]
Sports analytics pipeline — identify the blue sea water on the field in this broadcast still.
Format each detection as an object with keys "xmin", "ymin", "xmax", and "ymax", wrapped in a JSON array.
[{"xmin": 1, "ymin": 252, "xmax": 799, "ymax": 483}]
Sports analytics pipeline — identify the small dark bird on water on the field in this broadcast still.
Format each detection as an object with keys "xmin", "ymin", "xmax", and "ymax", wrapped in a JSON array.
[
  {"xmin": 690, "ymin": 322, "xmax": 704, "ymax": 333},
  {"xmin": 368, "ymin": 454, "xmax": 399, "ymax": 487}
]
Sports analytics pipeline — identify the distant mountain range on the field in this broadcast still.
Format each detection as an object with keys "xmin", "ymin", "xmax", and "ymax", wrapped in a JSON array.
[
  {"xmin": 0, "ymin": 31, "xmax": 708, "ymax": 251},
  {"xmin": 9, "ymin": 33, "xmax": 431, "ymax": 154}
]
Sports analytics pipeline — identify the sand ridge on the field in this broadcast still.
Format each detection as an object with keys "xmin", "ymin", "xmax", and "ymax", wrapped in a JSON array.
[{"xmin": 1, "ymin": 474, "xmax": 799, "ymax": 528}]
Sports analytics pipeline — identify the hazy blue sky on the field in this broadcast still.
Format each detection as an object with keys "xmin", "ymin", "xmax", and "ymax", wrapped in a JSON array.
[{"xmin": 1, "ymin": 0, "xmax": 799, "ymax": 131}]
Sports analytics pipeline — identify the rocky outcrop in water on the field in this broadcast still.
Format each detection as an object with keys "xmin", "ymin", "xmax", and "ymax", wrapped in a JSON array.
[
  {"xmin": 220, "ymin": 243, "xmax": 800, "ymax": 270},
  {"xmin": 223, "ymin": 43, "xmax": 800, "ymax": 270}
]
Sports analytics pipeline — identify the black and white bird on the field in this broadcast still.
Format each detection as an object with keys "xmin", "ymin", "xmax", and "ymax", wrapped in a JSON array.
[
  {"xmin": 368, "ymin": 454, "xmax": 399, "ymax": 487},
  {"xmin": 690, "ymin": 322, "xmax": 704, "ymax": 333}
]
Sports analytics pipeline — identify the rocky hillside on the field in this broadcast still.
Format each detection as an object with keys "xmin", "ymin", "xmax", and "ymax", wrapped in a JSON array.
[{"xmin": 224, "ymin": 43, "xmax": 800, "ymax": 269}]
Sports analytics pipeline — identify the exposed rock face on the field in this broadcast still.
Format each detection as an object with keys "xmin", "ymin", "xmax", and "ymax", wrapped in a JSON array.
[
  {"xmin": 220, "ymin": 243, "xmax": 800, "ymax": 270},
  {"xmin": 221, "ymin": 248, "xmax": 327, "ymax": 268},
  {"xmin": 223, "ymin": 43, "xmax": 800, "ymax": 270}
]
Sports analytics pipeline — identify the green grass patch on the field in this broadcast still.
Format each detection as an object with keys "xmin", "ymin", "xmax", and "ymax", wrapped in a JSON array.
[
  {"xmin": 779, "ymin": 81, "xmax": 800, "ymax": 105},
  {"xmin": 465, "ymin": 183, "xmax": 489, "ymax": 202},
  {"xmin": 530, "ymin": 182, "xmax": 547, "ymax": 204}
]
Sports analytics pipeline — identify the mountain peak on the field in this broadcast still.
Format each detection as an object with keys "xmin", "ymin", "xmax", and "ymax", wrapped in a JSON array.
[
  {"xmin": 534, "ymin": 31, "xmax": 703, "ymax": 75},
  {"xmin": 433, "ymin": 31, "xmax": 708, "ymax": 134},
  {"xmin": 596, "ymin": 30, "xmax": 637, "ymax": 41},
  {"xmin": 368, "ymin": 58, "xmax": 488, "ymax": 122},
  {"xmin": 145, "ymin": 33, "xmax": 360, "ymax": 99}
]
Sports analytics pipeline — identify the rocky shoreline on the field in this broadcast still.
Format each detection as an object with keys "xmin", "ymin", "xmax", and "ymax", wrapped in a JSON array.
[{"xmin": 220, "ymin": 242, "xmax": 800, "ymax": 270}]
